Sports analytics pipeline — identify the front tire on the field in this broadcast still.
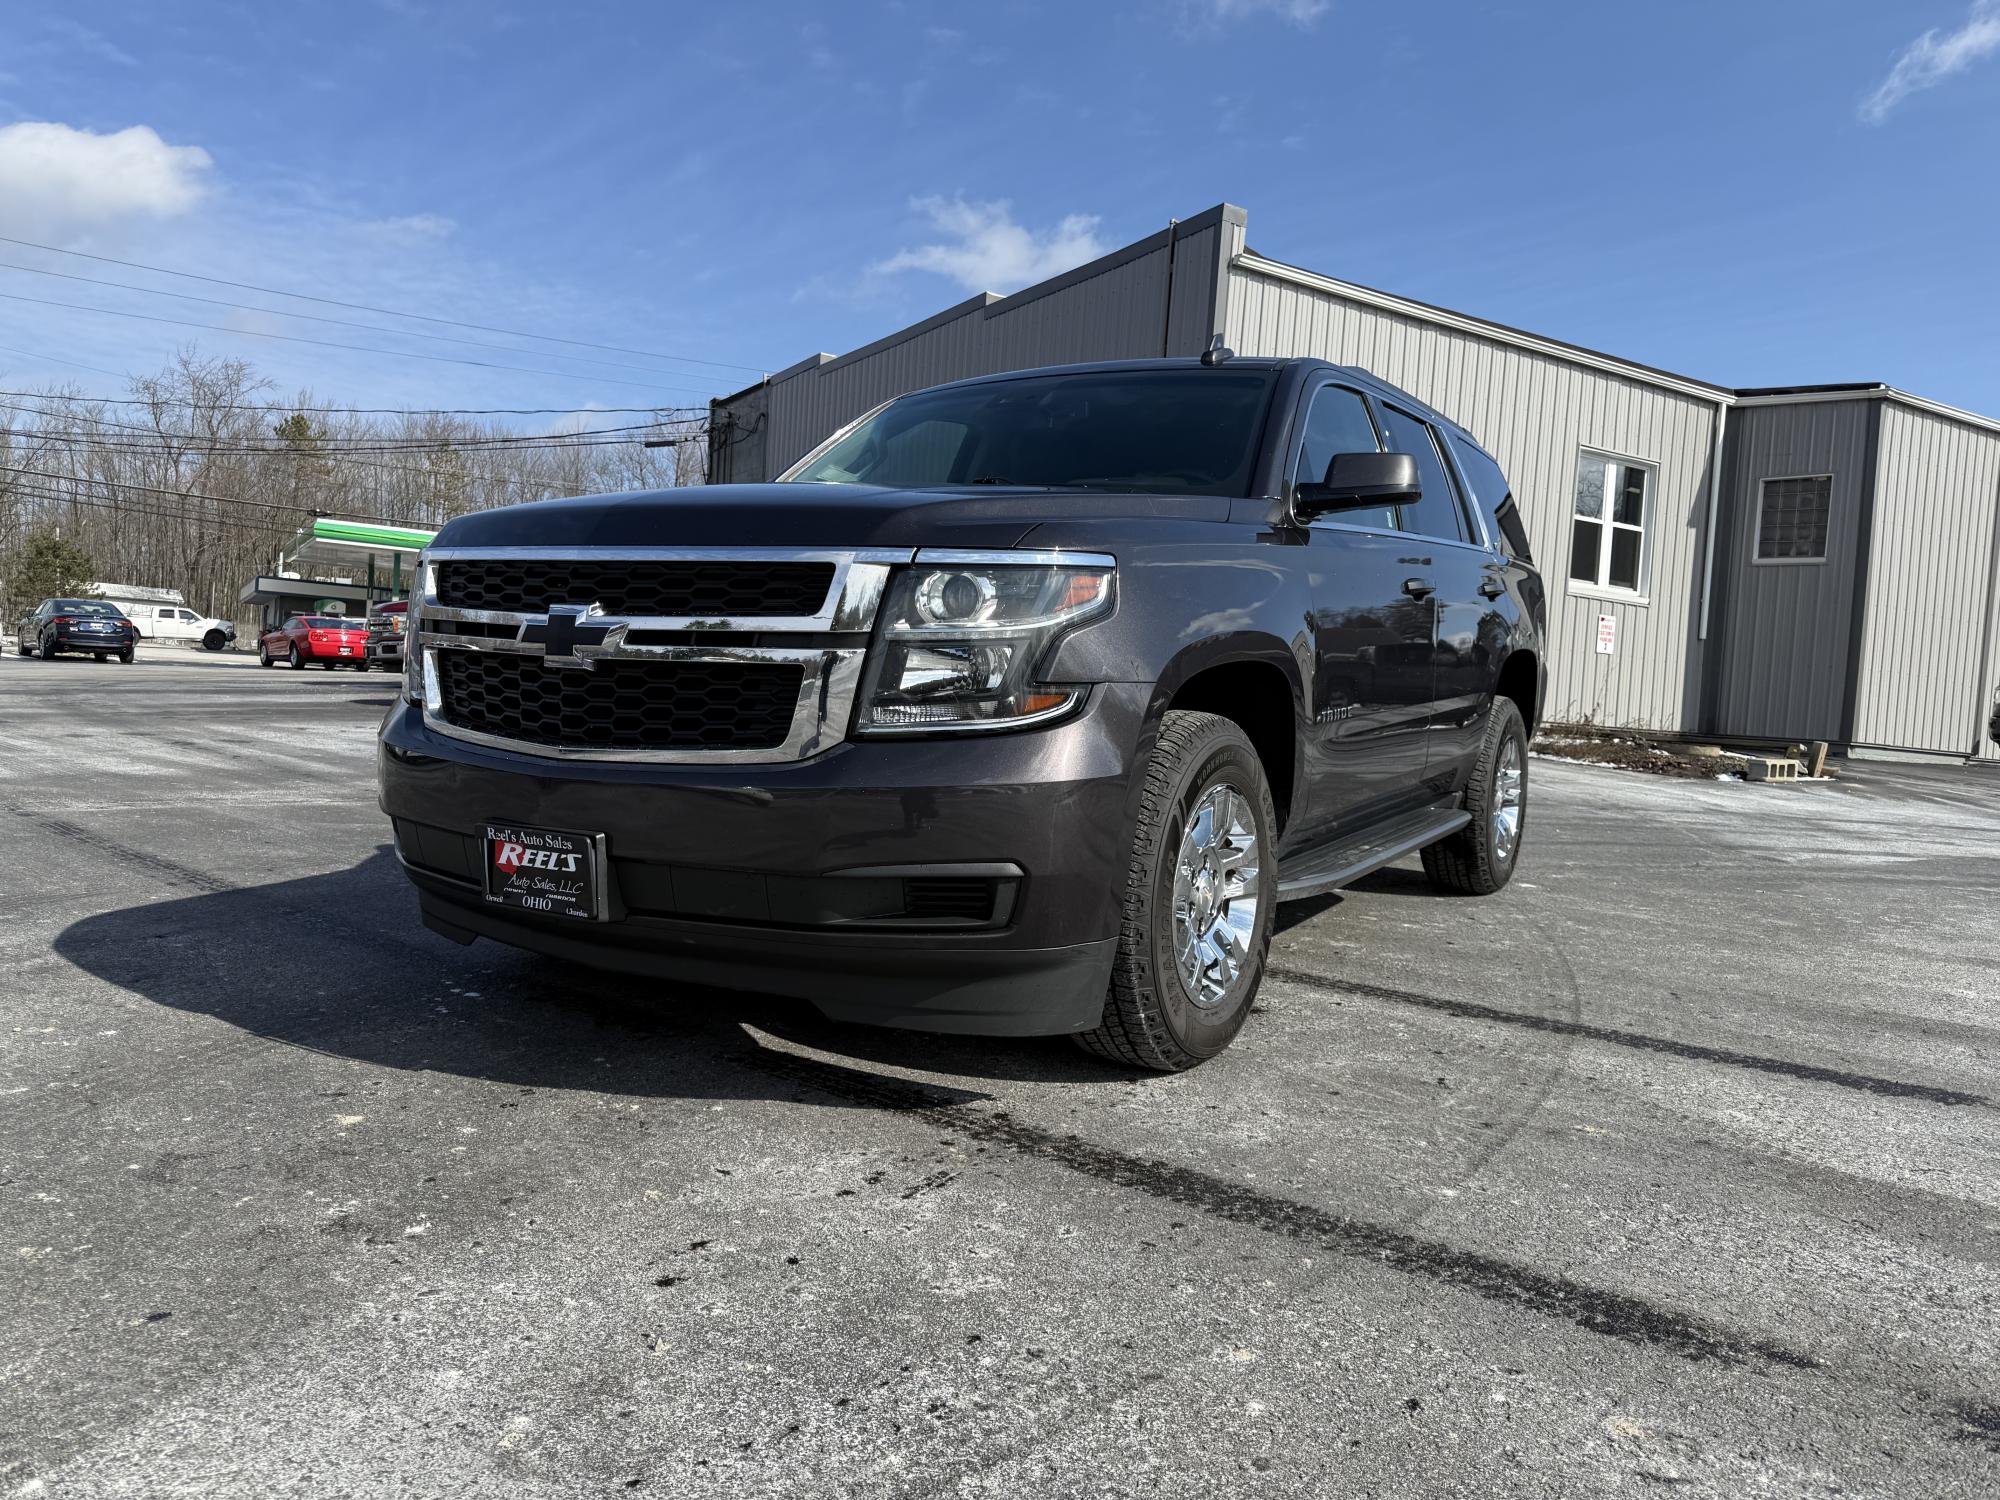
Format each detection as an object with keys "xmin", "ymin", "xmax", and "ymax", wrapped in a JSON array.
[
  {"xmin": 1421, "ymin": 697, "xmax": 1528, "ymax": 896},
  {"xmin": 203, "ymin": 629, "xmax": 225, "ymax": 651},
  {"xmin": 1076, "ymin": 710, "xmax": 1276, "ymax": 1072}
]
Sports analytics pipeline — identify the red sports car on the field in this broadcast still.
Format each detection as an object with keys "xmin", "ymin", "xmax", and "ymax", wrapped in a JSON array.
[{"xmin": 259, "ymin": 614, "xmax": 370, "ymax": 670}]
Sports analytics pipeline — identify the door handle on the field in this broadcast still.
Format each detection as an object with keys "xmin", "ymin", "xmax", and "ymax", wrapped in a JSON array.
[
  {"xmin": 1401, "ymin": 577, "xmax": 1436, "ymax": 600},
  {"xmin": 1478, "ymin": 578, "xmax": 1505, "ymax": 599}
]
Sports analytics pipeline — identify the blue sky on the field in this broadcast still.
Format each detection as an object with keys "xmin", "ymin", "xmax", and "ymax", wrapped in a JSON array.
[{"xmin": 1, "ymin": 0, "xmax": 1996, "ymax": 418}]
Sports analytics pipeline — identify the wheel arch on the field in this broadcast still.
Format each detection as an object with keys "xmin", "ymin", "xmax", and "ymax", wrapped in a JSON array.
[
  {"xmin": 1148, "ymin": 635, "xmax": 1304, "ymax": 834},
  {"xmin": 1495, "ymin": 648, "xmax": 1541, "ymax": 737}
]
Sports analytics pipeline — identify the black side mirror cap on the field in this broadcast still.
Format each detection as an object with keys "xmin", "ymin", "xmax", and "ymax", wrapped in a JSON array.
[{"xmin": 1295, "ymin": 451, "xmax": 1422, "ymax": 520}]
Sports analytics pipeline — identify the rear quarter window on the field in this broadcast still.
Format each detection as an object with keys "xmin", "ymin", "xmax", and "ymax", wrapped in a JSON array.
[{"xmin": 1446, "ymin": 434, "xmax": 1534, "ymax": 564}]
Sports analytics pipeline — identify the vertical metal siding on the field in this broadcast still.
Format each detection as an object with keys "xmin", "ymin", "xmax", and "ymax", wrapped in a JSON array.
[
  {"xmin": 1709, "ymin": 401, "xmax": 1873, "ymax": 742},
  {"xmin": 708, "ymin": 382, "xmax": 767, "ymax": 485},
  {"xmin": 1851, "ymin": 402, "xmax": 2000, "ymax": 754},
  {"xmin": 1226, "ymin": 265, "xmax": 1722, "ymax": 732}
]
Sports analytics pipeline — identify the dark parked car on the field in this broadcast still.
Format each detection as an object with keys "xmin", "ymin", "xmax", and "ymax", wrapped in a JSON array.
[
  {"xmin": 259, "ymin": 613, "xmax": 369, "ymax": 670},
  {"xmin": 15, "ymin": 599, "xmax": 139, "ymax": 662},
  {"xmin": 380, "ymin": 356, "xmax": 1545, "ymax": 1070},
  {"xmin": 364, "ymin": 600, "xmax": 408, "ymax": 672}
]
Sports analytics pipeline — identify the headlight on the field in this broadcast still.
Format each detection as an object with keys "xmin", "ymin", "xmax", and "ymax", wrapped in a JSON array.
[
  {"xmin": 857, "ymin": 556, "xmax": 1113, "ymax": 733},
  {"xmin": 404, "ymin": 554, "xmax": 431, "ymax": 705}
]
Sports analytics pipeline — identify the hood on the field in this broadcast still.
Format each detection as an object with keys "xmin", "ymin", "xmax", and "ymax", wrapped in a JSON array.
[{"xmin": 429, "ymin": 483, "xmax": 1233, "ymax": 552}]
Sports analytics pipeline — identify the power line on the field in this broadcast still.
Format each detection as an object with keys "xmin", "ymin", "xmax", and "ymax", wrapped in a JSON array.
[
  {"xmin": 7, "ymin": 439, "xmax": 600, "ymax": 499},
  {"xmin": 0, "ymin": 402, "xmax": 694, "ymax": 449},
  {"xmin": 0, "ymin": 290, "xmax": 731, "ymax": 399},
  {"xmin": 0, "ymin": 383, "xmax": 708, "ymax": 417},
  {"xmin": 0, "ymin": 259, "xmax": 741, "ymax": 388},
  {"xmin": 0, "ymin": 462, "xmax": 431, "ymax": 521},
  {"xmin": 0, "ymin": 340, "xmax": 132, "ymax": 381},
  {"xmin": 6, "ymin": 483, "xmax": 309, "ymax": 538},
  {"xmin": 0, "ymin": 233, "xmax": 769, "ymax": 375}
]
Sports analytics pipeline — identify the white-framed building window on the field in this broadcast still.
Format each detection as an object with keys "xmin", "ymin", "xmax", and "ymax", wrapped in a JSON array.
[
  {"xmin": 1754, "ymin": 475, "xmax": 1832, "ymax": 564},
  {"xmin": 1568, "ymin": 449, "xmax": 1653, "ymax": 598}
]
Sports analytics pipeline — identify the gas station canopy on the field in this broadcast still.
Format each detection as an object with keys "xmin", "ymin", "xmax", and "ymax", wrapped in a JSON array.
[
  {"xmin": 278, "ymin": 517, "xmax": 436, "ymax": 586},
  {"xmin": 238, "ymin": 517, "xmax": 439, "ymax": 626}
]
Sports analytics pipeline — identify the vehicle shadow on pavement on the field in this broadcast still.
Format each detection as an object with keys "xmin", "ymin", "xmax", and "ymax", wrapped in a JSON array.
[{"xmin": 52, "ymin": 848, "xmax": 1133, "ymax": 1101}]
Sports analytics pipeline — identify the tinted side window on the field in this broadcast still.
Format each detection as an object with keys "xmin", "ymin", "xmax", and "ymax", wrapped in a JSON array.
[
  {"xmin": 1446, "ymin": 433, "xmax": 1534, "ymax": 563},
  {"xmin": 1292, "ymin": 384, "xmax": 1389, "ymax": 527},
  {"xmin": 1378, "ymin": 405, "xmax": 1468, "ymax": 543}
]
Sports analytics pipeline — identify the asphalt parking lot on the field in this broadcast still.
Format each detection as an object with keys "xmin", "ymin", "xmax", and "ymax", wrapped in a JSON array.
[{"xmin": 4, "ymin": 647, "xmax": 1997, "ymax": 1499}]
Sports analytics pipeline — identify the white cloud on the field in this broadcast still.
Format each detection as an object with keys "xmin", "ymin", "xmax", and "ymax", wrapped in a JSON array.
[
  {"xmin": 358, "ymin": 212, "xmax": 456, "ymax": 242},
  {"xmin": 1861, "ymin": 0, "xmax": 2000, "ymax": 122},
  {"xmin": 39, "ymin": 18, "xmax": 138, "ymax": 68},
  {"xmin": 0, "ymin": 122, "xmax": 212, "ymax": 241},
  {"xmin": 873, "ymin": 196, "xmax": 1107, "ymax": 293},
  {"xmin": 1176, "ymin": 0, "xmax": 1329, "ymax": 33}
]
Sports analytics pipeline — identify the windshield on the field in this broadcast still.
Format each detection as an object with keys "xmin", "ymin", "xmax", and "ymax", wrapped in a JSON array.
[
  {"xmin": 784, "ymin": 369, "xmax": 1277, "ymax": 497},
  {"xmin": 56, "ymin": 600, "xmax": 123, "ymax": 617}
]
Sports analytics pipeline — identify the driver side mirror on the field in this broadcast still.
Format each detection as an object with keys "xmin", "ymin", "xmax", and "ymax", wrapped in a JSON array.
[{"xmin": 1295, "ymin": 451, "xmax": 1421, "ymax": 520}]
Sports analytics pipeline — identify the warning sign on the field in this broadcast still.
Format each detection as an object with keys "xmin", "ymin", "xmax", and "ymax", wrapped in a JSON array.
[{"xmin": 1595, "ymin": 614, "xmax": 1616, "ymax": 655}]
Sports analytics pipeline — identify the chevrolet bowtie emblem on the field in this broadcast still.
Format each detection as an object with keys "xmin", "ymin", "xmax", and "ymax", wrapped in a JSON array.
[{"xmin": 522, "ymin": 603, "xmax": 614, "ymax": 670}]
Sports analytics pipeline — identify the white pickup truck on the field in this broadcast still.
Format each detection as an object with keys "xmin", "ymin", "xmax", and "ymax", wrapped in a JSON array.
[{"xmin": 130, "ymin": 604, "xmax": 236, "ymax": 651}]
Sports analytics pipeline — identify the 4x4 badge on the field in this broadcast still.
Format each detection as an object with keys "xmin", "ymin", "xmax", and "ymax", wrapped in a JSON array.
[{"xmin": 521, "ymin": 603, "xmax": 613, "ymax": 670}]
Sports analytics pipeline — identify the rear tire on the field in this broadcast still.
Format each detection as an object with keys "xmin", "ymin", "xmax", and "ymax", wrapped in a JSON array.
[
  {"xmin": 288, "ymin": 645, "xmax": 304, "ymax": 670},
  {"xmin": 1421, "ymin": 697, "xmax": 1527, "ymax": 896},
  {"xmin": 1075, "ymin": 710, "xmax": 1276, "ymax": 1073},
  {"xmin": 118, "ymin": 649, "xmax": 133, "ymax": 664}
]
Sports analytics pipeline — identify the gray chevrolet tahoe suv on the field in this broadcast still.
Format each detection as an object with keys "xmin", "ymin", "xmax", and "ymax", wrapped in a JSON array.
[{"xmin": 379, "ymin": 356, "xmax": 1546, "ymax": 1070}]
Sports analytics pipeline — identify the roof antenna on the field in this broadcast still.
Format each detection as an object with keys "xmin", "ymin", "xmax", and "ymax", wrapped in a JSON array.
[{"xmin": 1199, "ymin": 333, "xmax": 1234, "ymax": 367}]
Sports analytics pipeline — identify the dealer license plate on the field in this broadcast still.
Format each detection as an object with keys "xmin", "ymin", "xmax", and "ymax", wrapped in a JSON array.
[{"xmin": 483, "ymin": 823, "xmax": 604, "ymax": 920}]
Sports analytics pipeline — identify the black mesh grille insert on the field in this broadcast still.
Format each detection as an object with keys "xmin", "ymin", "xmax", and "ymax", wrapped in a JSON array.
[
  {"xmin": 435, "ymin": 650, "xmax": 799, "ymax": 752},
  {"xmin": 901, "ymin": 877, "xmax": 997, "ymax": 922},
  {"xmin": 436, "ymin": 560, "xmax": 834, "ymax": 619}
]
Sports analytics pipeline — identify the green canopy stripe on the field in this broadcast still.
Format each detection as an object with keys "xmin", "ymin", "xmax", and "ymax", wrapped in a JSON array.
[{"xmin": 310, "ymin": 518, "xmax": 435, "ymax": 551}]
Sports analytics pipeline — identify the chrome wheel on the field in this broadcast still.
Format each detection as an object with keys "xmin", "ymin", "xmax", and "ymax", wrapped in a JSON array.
[
  {"xmin": 1171, "ymin": 783, "xmax": 1262, "ymax": 1009},
  {"xmin": 1493, "ymin": 736, "xmax": 1524, "ymax": 861}
]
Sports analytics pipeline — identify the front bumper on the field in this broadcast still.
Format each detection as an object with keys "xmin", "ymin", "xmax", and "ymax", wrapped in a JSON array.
[{"xmin": 377, "ymin": 683, "xmax": 1152, "ymax": 1035}]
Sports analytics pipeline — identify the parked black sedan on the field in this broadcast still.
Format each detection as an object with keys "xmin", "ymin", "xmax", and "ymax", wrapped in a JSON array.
[{"xmin": 15, "ymin": 599, "xmax": 140, "ymax": 662}]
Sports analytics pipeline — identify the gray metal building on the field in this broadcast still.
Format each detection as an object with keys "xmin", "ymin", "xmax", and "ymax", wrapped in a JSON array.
[{"xmin": 712, "ymin": 204, "xmax": 2000, "ymax": 763}]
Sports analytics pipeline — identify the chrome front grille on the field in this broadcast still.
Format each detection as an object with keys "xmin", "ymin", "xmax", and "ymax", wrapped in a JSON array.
[{"xmin": 412, "ymin": 547, "xmax": 909, "ymax": 765}]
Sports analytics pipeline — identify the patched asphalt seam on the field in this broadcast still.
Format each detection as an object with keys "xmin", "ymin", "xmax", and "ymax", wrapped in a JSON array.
[
  {"xmin": 1265, "ymin": 966, "xmax": 1987, "ymax": 1108},
  {"xmin": 740, "ymin": 1047, "xmax": 1821, "ymax": 1372}
]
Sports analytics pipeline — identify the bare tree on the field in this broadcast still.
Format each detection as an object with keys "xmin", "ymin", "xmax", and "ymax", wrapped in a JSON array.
[{"xmin": 0, "ymin": 347, "xmax": 703, "ymax": 627}]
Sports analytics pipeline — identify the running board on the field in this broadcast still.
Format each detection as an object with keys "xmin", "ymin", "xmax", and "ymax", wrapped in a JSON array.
[{"xmin": 1275, "ymin": 803, "xmax": 1470, "ymax": 902}]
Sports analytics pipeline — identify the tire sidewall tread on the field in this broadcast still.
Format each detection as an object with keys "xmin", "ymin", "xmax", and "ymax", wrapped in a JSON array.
[{"xmin": 1078, "ymin": 709, "xmax": 1277, "ymax": 1073}]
